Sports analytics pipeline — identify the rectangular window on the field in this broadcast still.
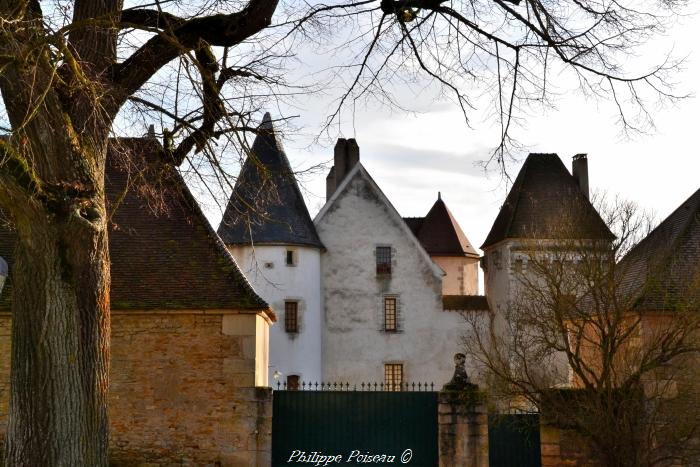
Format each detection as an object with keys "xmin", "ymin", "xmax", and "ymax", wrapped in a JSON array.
[
  {"xmin": 384, "ymin": 297, "xmax": 397, "ymax": 332},
  {"xmin": 384, "ymin": 363, "xmax": 403, "ymax": 392},
  {"xmin": 376, "ymin": 246, "xmax": 392, "ymax": 275},
  {"xmin": 285, "ymin": 301, "xmax": 298, "ymax": 333},
  {"xmin": 287, "ymin": 374, "xmax": 300, "ymax": 391},
  {"xmin": 285, "ymin": 249, "xmax": 296, "ymax": 266}
]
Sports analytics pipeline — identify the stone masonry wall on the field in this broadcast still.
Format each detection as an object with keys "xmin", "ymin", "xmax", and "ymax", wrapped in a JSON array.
[
  {"xmin": 0, "ymin": 313, "xmax": 272, "ymax": 466},
  {"xmin": 438, "ymin": 392, "xmax": 488, "ymax": 467},
  {"xmin": 540, "ymin": 424, "xmax": 602, "ymax": 467}
]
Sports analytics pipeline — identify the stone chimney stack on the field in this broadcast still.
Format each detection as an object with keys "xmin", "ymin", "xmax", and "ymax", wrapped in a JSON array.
[
  {"xmin": 325, "ymin": 166, "xmax": 336, "ymax": 202},
  {"xmin": 572, "ymin": 154, "xmax": 589, "ymax": 200},
  {"xmin": 326, "ymin": 138, "xmax": 360, "ymax": 201}
]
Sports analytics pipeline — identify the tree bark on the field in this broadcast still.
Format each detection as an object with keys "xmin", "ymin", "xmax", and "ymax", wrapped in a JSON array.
[{"xmin": 3, "ymin": 194, "xmax": 110, "ymax": 466}]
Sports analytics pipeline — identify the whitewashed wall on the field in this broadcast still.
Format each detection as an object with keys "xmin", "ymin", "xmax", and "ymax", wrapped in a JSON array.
[
  {"xmin": 315, "ymin": 171, "xmax": 471, "ymax": 387},
  {"xmin": 228, "ymin": 245, "xmax": 322, "ymax": 386}
]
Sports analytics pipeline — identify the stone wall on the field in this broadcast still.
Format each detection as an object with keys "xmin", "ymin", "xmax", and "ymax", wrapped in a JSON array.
[
  {"xmin": 438, "ymin": 391, "xmax": 488, "ymax": 467},
  {"xmin": 540, "ymin": 424, "xmax": 601, "ymax": 467},
  {"xmin": 0, "ymin": 312, "xmax": 272, "ymax": 466}
]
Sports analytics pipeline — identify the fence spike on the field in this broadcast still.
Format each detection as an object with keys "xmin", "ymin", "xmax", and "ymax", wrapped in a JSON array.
[
  {"xmin": 276, "ymin": 381, "xmax": 281, "ymax": 390},
  {"xmin": 430, "ymin": 382, "xmax": 434, "ymax": 391}
]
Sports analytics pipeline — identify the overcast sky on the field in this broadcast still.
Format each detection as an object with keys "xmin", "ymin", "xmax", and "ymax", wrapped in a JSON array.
[{"xmin": 202, "ymin": 4, "xmax": 700, "ymax": 289}]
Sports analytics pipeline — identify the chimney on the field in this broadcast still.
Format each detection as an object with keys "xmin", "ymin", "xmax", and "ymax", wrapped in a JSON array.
[
  {"xmin": 346, "ymin": 138, "xmax": 359, "ymax": 169},
  {"xmin": 325, "ymin": 166, "xmax": 336, "ymax": 201},
  {"xmin": 326, "ymin": 138, "xmax": 361, "ymax": 201},
  {"xmin": 572, "ymin": 154, "xmax": 589, "ymax": 200}
]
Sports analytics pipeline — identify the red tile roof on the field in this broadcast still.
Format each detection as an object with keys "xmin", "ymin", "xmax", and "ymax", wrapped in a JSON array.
[
  {"xmin": 404, "ymin": 194, "xmax": 479, "ymax": 257},
  {"xmin": 0, "ymin": 139, "xmax": 271, "ymax": 316}
]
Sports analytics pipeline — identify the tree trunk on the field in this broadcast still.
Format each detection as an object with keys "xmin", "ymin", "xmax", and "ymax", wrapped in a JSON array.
[{"xmin": 3, "ymin": 197, "xmax": 110, "ymax": 466}]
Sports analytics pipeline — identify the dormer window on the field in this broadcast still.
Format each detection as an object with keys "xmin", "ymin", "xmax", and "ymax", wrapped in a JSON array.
[{"xmin": 376, "ymin": 246, "xmax": 392, "ymax": 275}]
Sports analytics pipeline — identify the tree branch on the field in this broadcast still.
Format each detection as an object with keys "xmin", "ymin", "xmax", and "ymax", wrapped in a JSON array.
[{"xmin": 112, "ymin": 0, "xmax": 279, "ymax": 112}]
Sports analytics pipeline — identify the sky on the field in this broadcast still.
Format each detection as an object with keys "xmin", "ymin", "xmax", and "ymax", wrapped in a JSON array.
[{"xmin": 209, "ymin": 4, "xmax": 699, "ymax": 267}]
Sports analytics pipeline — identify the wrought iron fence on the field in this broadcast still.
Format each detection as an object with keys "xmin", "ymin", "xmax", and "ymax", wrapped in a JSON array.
[{"xmin": 274, "ymin": 380, "xmax": 435, "ymax": 392}]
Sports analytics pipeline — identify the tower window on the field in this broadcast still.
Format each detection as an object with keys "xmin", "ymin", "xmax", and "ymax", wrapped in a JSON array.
[
  {"xmin": 376, "ymin": 246, "xmax": 392, "ymax": 274},
  {"xmin": 285, "ymin": 249, "xmax": 297, "ymax": 266},
  {"xmin": 285, "ymin": 301, "xmax": 298, "ymax": 333},
  {"xmin": 384, "ymin": 297, "xmax": 397, "ymax": 332}
]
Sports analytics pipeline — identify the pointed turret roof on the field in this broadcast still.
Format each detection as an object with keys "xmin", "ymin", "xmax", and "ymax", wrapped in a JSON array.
[
  {"xmin": 217, "ymin": 113, "xmax": 323, "ymax": 248},
  {"xmin": 618, "ymin": 188, "xmax": 700, "ymax": 311},
  {"xmin": 481, "ymin": 153, "xmax": 614, "ymax": 249},
  {"xmin": 404, "ymin": 193, "xmax": 479, "ymax": 257}
]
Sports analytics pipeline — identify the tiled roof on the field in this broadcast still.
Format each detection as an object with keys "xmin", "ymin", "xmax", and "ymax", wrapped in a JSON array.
[
  {"xmin": 443, "ymin": 295, "xmax": 490, "ymax": 311},
  {"xmin": 0, "ymin": 139, "xmax": 271, "ymax": 315},
  {"xmin": 481, "ymin": 154, "xmax": 614, "ymax": 249},
  {"xmin": 618, "ymin": 188, "xmax": 700, "ymax": 311},
  {"xmin": 217, "ymin": 113, "xmax": 323, "ymax": 248},
  {"xmin": 405, "ymin": 194, "xmax": 479, "ymax": 257}
]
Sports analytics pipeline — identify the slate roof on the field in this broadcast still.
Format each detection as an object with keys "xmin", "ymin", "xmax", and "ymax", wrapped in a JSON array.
[
  {"xmin": 443, "ymin": 295, "xmax": 490, "ymax": 311},
  {"xmin": 618, "ymin": 188, "xmax": 700, "ymax": 311},
  {"xmin": 404, "ymin": 194, "xmax": 479, "ymax": 257},
  {"xmin": 0, "ymin": 138, "xmax": 271, "ymax": 315},
  {"xmin": 217, "ymin": 113, "xmax": 322, "ymax": 248},
  {"xmin": 481, "ymin": 153, "xmax": 614, "ymax": 249}
]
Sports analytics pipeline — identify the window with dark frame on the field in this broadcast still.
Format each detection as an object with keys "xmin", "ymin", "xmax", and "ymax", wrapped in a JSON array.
[
  {"xmin": 284, "ymin": 301, "xmax": 298, "ymax": 333},
  {"xmin": 384, "ymin": 363, "xmax": 403, "ymax": 392},
  {"xmin": 287, "ymin": 374, "xmax": 300, "ymax": 390},
  {"xmin": 376, "ymin": 246, "xmax": 392, "ymax": 274},
  {"xmin": 285, "ymin": 249, "xmax": 296, "ymax": 266},
  {"xmin": 384, "ymin": 297, "xmax": 397, "ymax": 332}
]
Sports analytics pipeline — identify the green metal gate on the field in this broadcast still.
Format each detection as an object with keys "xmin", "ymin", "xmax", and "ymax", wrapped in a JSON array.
[
  {"xmin": 488, "ymin": 413, "xmax": 541, "ymax": 467},
  {"xmin": 272, "ymin": 388, "xmax": 438, "ymax": 466}
]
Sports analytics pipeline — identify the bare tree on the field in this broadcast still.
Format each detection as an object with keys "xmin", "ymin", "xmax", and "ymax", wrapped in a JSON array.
[
  {"xmin": 465, "ymin": 197, "xmax": 700, "ymax": 466},
  {"xmin": 0, "ymin": 0, "xmax": 689, "ymax": 464},
  {"xmin": 287, "ymin": 0, "xmax": 687, "ymax": 168}
]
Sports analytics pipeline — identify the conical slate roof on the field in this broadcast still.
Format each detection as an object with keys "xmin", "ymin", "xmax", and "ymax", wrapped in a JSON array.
[
  {"xmin": 404, "ymin": 194, "xmax": 479, "ymax": 257},
  {"xmin": 217, "ymin": 113, "xmax": 322, "ymax": 248},
  {"xmin": 618, "ymin": 188, "xmax": 700, "ymax": 311},
  {"xmin": 481, "ymin": 153, "xmax": 614, "ymax": 249}
]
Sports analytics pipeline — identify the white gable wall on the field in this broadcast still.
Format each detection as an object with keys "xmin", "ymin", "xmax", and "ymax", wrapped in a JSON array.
[{"xmin": 316, "ymin": 170, "xmax": 466, "ymax": 386}]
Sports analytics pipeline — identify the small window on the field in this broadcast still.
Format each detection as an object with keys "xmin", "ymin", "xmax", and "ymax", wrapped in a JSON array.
[
  {"xmin": 285, "ymin": 301, "xmax": 298, "ymax": 333},
  {"xmin": 384, "ymin": 363, "xmax": 403, "ymax": 392},
  {"xmin": 285, "ymin": 249, "xmax": 297, "ymax": 267},
  {"xmin": 376, "ymin": 246, "xmax": 392, "ymax": 275},
  {"xmin": 287, "ymin": 374, "xmax": 300, "ymax": 390},
  {"xmin": 384, "ymin": 297, "xmax": 397, "ymax": 332},
  {"xmin": 513, "ymin": 258, "xmax": 523, "ymax": 274}
]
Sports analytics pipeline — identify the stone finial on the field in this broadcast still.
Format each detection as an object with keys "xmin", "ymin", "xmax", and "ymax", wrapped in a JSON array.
[{"xmin": 443, "ymin": 353, "xmax": 471, "ymax": 390}]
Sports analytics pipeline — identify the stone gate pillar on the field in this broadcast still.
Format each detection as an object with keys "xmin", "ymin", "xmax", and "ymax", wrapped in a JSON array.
[{"xmin": 438, "ymin": 354, "xmax": 489, "ymax": 467}]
